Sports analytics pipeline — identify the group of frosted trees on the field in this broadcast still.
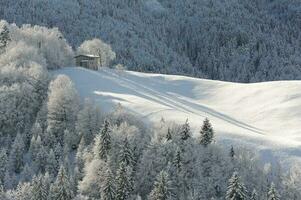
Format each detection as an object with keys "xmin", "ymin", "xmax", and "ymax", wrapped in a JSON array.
[
  {"xmin": 1, "ymin": 19, "xmax": 301, "ymax": 200},
  {"xmin": 0, "ymin": 0, "xmax": 300, "ymax": 82}
]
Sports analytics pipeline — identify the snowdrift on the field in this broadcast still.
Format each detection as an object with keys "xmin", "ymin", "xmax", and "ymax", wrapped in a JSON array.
[{"xmin": 55, "ymin": 67, "xmax": 301, "ymax": 166}]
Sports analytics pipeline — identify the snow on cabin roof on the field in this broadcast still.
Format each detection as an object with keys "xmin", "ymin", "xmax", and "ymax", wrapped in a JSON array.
[{"xmin": 74, "ymin": 54, "xmax": 100, "ymax": 58}]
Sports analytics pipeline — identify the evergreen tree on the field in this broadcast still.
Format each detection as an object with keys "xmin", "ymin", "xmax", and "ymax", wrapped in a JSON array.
[
  {"xmin": 20, "ymin": 163, "xmax": 33, "ymax": 183},
  {"xmin": 119, "ymin": 137, "xmax": 134, "ymax": 167},
  {"xmin": 166, "ymin": 128, "xmax": 172, "ymax": 141},
  {"xmin": 116, "ymin": 162, "xmax": 131, "ymax": 200},
  {"xmin": 226, "ymin": 172, "xmax": 247, "ymax": 200},
  {"xmin": 0, "ymin": 149, "xmax": 7, "ymax": 182},
  {"xmin": 148, "ymin": 170, "xmax": 171, "ymax": 200},
  {"xmin": 101, "ymin": 168, "xmax": 116, "ymax": 200},
  {"xmin": 0, "ymin": 24, "xmax": 10, "ymax": 51},
  {"xmin": 31, "ymin": 174, "xmax": 48, "ymax": 200},
  {"xmin": 8, "ymin": 133, "xmax": 25, "ymax": 173},
  {"xmin": 49, "ymin": 166, "xmax": 73, "ymax": 200},
  {"xmin": 230, "ymin": 146, "xmax": 235, "ymax": 159},
  {"xmin": 0, "ymin": 180, "xmax": 7, "ymax": 200},
  {"xmin": 173, "ymin": 149, "xmax": 182, "ymax": 172},
  {"xmin": 180, "ymin": 119, "xmax": 191, "ymax": 140},
  {"xmin": 94, "ymin": 120, "xmax": 111, "ymax": 161},
  {"xmin": 64, "ymin": 129, "xmax": 79, "ymax": 151},
  {"xmin": 199, "ymin": 118, "xmax": 214, "ymax": 146},
  {"xmin": 267, "ymin": 183, "xmax": 280, "ymax": 200},
  {"xmin": 46, "ymin": 149, "xmax": 58, "ymax": 177},
  {"xmin": 250, "ymin": 189, "xmax": 258, "ymax": 200},
  {"xmin": 75, "ymin": 138, "xmax": 85, "ymax": 182}
]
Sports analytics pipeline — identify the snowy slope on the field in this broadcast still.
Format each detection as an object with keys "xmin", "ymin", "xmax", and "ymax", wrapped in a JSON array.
[{"xmin": 55, "ymin": 67, "xmax": 301, "ymax": 165}]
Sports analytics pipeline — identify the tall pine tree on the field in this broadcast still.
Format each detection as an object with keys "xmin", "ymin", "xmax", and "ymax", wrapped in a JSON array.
[
  {"xmin": 31, "ymin": 174, "xmax": 48, "ymax": 200},
  {"xmin": 148, "ymin": 170, "xmax": 171, "ymax": 200},
  {"xmin": 250, "ymin": 189, "xmax": 258, "ymax": 200},
  {"xmin": 0, "ymin": 24, "xmax": 10, "ymax": 52},
  {"xmin": 119, "ymin": 137, "xmax": 134, "ymax": 167},
  {"xmin": 116, "ymin": 161, "xmax": 131, "ymax": 200},
  {"xmin": 101, "ymin": 168, "xmax": 116, "ymax": 200},
  {"xmin": 226, "ymin": 172, "xmax": 247, "ymax": 200},
  {"xmin": 180, "ymin": 119, "xmax": 191, "ymax": 141},
  {"xmin": 49, "ymin": 166, "xmax": 73, "ymax": 200},
  {"xmin": 97, "ymin": 120, "xmax": 111, "ymax": 161},
  {"xmin": 267, "ymin": 183, "xmax": 280, "ymax": 200},
  {"xmin": 199, "ymin": 118, "xmax": 214, "ymax": 146}
]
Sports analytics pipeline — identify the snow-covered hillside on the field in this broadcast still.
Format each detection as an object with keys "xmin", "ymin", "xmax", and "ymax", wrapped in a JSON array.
[{"xmin": 56, "ymin": 67, "xmax": 301, "ymax": 166}]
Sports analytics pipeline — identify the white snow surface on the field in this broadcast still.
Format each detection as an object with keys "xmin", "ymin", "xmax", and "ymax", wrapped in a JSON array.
[{"xmin": 55, "ymin": 67, "xmax": 301, "ymax": 166}]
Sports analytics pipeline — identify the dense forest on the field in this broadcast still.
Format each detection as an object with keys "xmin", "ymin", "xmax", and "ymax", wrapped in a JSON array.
[
  {"xmin": 0, "ymin": 20, "xmax": 301, "ymax": 199},
  {"xmin": 0, "ymin": 0, "xmax": 300, "ymax": 82}
]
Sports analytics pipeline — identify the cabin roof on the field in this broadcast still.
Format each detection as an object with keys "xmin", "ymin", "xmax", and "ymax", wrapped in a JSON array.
[{"xmin": 74, "ymin": 54, "xmax": 100, "ymax": 58}]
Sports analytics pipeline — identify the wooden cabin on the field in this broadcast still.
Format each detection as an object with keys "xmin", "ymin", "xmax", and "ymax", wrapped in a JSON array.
[{"xmin": 75, "ymin": 54, "xmax": 101, "ymax": 70}]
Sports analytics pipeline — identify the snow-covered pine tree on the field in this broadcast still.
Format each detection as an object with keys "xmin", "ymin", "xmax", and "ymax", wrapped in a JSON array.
[
  {"xmin": 31, "ymin": 174, "xmax": 48, "ymax": 200},
  {"xmin": 119, "ymin": 137, "xmax": 134, "ymax": 167},
  {"xmin": 166, "ymin": 128, "xmax": 172, "ymax": 141},
  {"xmin": 0, "ymin": 149, "xmax": 7, "ymax": 182},
  {"xmin": 0, "ymin": 24, "xmax": 10, "ymax": 51},
  {"xmin": 226, "ymin": 172, "xmax": 247, "ymax": 200},
  {"xmin": 180, "ymin": 119, "xmax": 191, "ymax": 141},
  {"xmin": 116, "ymin": 161, "xmax": 131, "ymax": 200},
  {"xmin": 101, "ymin": 168, "xmax": 116, "ymax": 200},
  {"xmin": 98, "ymin": 120, "xmax": 111, "ymax": 161},
  {"xmin": 173, "ymin": 149, "xmax": 182, "ymax": 172},
  {"xmin": 267, "ymin": 183, "xmax": 280, "ymax": 200},
  {"xmin": 20, "ymin": 163, "xmax": 33, "ymax": 183},
  {"xmin": 49, "ymin": 165, "xmax": 73, "ymax": 200},
  {"xmin": 46, "ymin": 149, "xmax": 58, "ymax": 177},
  {"xmin": 230, "ymin": 146, "xmax": 235, "ymax": 159},
  {"xmin": 250, "ymin": 189, "xmax": 258, "ymax": 200},
  {"xmin": 0, "ymin": 180, "xmax": 6, "ymax": 200},
  {"xmin": 148, "ymin": 170, "xmax": 171, "ymax": 200},
  {"xmin": 199, "ymin": 118, "xmax": 214, "ymax": 146},
  {"xmin": 75, "ymin": 137, "xmax": 85, "ymax": 182},
  {"xmin": 8, "ymin": 133, "xmax": 25, "ymax": 173}
]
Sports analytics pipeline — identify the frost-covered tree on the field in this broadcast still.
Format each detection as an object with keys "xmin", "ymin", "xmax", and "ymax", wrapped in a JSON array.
[
  {"xmin": 47, "ymin": 75, "xmax": 79, "ymax": 145},
  {"xmin": 76, "ymin": 98, "xmax": 102, "ymax": 145},
  {"xmin": 0, "ymin": 149, "xmax": 7, "ymax": 181},
  {"xmin": 0, "ymin": 181, "xmax": 7, "ymax": 200},
  {"xmin": 199, "ymin": 118, "xmax": 214, "ymax": 146},
  {"xmin": 119, "ymin": 137, "xmax": 134, "ymax": 167},
  {"xmin": 116, "ymin": 161, "xmax": 131, "ymax": 200},
  {"xmin": 49, "ymin": 166, "xmax": 73, "ymax": 200},
  {"xmin": 93, "ymin": 120, "xmax": 111, "ymax": 161},
  {"xmin": 230, "ymin": 146, "xmax": 235, "ymax": 159},
  {"xmin": 180, "ymin": 119, "xmax": 191, "ymax": 141},
  {"xmin": 0, "ymin": 23, "xmax": 10, "ymax": 52},
  {"xmin": 20, "ymin": 164, "xmax": 33, "ymax": 183},
  {"xmin": 226, "ymin": 172, "xmax": 247, "ymax": 200},
  {"xmin": 166, "ymin": 128, "xmax": 172, "ymax": 141},
  {"xmin": 77, "ymin": 38, "xmax": 116, "ymax": 67},
  {"xmin": 101, "ymin": 168, "xmax": 116, "ymax": 200},
  {"xmin": 173, "ymin": 149, "xmax": 181, "ymax": 172},
  {"xmin": 8, "ymin": 133, "xmax": 25, "ymax": 173},
  {"xmin": 79, "ymin": 159, "xmax": 108, "ymax": 199},
  {"xmin": 267, "ymin": 183, "xmax": 280, "ymax": 200},
  {"xmin": 31, "ymin": 174, "xmax": 48, "ymax": 200},
  {"xmin": 250, "ymin": 189, "xmax": 258, "ymax": 200},
  {"xmin": 148, "ymin": 170, "xmax": 171, "ymax": 200},
  {"xmin": 46, "ymin": 149, "xmax": 58, "ymax": 176}
]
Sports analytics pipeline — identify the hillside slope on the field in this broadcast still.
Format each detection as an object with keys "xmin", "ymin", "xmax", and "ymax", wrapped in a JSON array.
[{"xmin": 56, "ymin": 67, "xmax": 301, "ymax": 165}]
